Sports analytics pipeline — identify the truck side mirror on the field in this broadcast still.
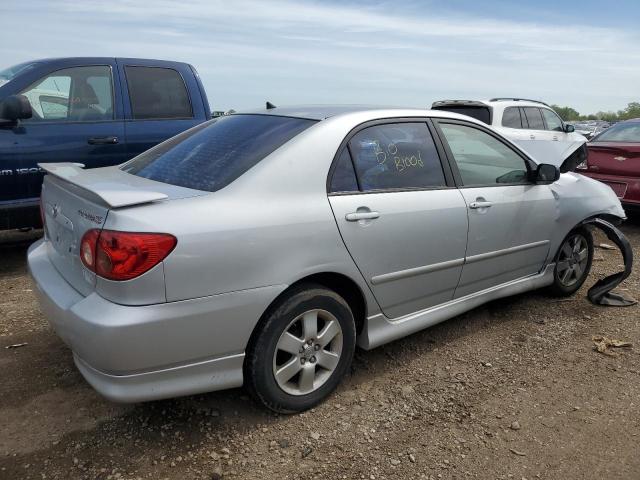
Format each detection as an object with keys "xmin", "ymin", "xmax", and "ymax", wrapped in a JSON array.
[
  {"xmin": 0, "ymin": 94, "xmax": 32, "ymax": 122},
  {"xmin": 564, "ymin": 124, "xmax": 575, "ymax": 133},
  {"xmin": 535, "ymin": 163, "xmax": 560, "ymax": 184}
]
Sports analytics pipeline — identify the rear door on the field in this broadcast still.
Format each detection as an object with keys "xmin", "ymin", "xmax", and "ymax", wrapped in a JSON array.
[
  {"xmin": 434, "ymin": 119, "xmax": 555, "ymax": 298},
  {"xmin": 328, "ymin": 120, "xmax": 469, "ymax": 319},
  {"xmin": 540, "ymin": 108, "xmax": 567, "ymax": 142},
  {"xmin": 7, "ymin": 62, "xmax": 126, "ymax": 201},
  {"xmin": 117, "ymin": 60, "xmax": 204, "ymax": 157}
]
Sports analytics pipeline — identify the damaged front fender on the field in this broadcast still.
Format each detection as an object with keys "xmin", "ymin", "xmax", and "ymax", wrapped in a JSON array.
[{"xmin": 582, "ymin": 218, "xmax": 636, "ymax": 306}]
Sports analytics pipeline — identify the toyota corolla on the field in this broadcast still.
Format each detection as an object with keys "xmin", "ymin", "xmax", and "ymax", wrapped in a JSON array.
[{"xmin": 28, "ymin": 106, "xmax": 626, "ymax": 412}]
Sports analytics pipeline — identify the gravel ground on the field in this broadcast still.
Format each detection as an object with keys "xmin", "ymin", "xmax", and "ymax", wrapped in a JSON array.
[{"xmin": 0, "ymin": 219, "xmax": 639, "ymax": 480}]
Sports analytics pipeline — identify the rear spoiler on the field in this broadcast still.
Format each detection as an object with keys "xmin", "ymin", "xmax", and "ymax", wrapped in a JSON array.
[{"xmin": 39, "ymin": 163, "xmax": 168, "ymax": 208}]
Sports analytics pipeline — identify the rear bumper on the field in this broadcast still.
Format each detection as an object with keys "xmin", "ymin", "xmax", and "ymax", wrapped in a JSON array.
[
  {"xmin": 579, "ymin": 171, "xmax": 640, "ymax": 207},
  {"xmin": 27, "ymin": 239, "xmax": 286, "ymax": 402}
]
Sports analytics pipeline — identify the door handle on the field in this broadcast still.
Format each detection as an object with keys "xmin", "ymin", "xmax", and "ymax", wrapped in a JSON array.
[
  {"xmin": 552, "ymin": 135, "xmax": 558, "ymax": 141},
  {"xmin": 469, "ymin": 201, "xmax": 493, "ymax": 209},
  {"xmin": 88, "ymin": 136, "xmax": 119, "ymax": 145},
  {"xmin": 345, "ymin": 211, "xmax": 380, "ymax": 222},
  {"xmin": 529, "ymin": 134, "xmax": 536, "ymax": 140}
]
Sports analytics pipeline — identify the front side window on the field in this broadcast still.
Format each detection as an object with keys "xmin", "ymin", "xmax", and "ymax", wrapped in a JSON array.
[
  {"xmin": 439, "ymin": 123, "xmax": 529, "ymax": 186},
  {"xmin": 501, "ymin": 107, "xmax": 522, "ymax": 128},
  {"xmin": 522, "ymin": 107, "xmax": 545, "ymax": 130},
  {"xmin": 122, "ymin": 114, "xmax": 316, "ymax": 192},
  {"xmin": 541, "ymin": 109, "xmax": 564, "ymax": 132},
  {"xmin": 19, "ymin": 66, "xmax": 113, "ymax": 122},
  {"xmin": 348, "ymin": 123, "xmax": 446, "ymax": 191},
  {"xmin": 125, "ymin": 66, "xmax": 192, "ymax": 120}
]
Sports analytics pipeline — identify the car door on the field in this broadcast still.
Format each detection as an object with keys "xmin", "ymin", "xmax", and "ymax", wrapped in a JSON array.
[
  {"xmin": 522, "ymin": 107, "xmax": 551, "ymax": 142},
  {"xmin": 9, "ymin": 63, "xmax": 126, "ymax": 201},
  {"xmin": 434, "ymin": 119, "xmax": 556, "ymax": 298},
  {"xmin": 118, "ymin": 60, "xmax": 203, "ymax": 157},
  {"xmin": 328, "ymin": 121, "xmax": 469, "ymax": 319},
  {"xmin": 540, "ymin": 107, "xmax": 567, "ymax": 142}
]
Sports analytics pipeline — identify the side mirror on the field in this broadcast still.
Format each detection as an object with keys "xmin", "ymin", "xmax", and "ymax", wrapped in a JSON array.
[
  {"xmin": 0, "ymin": 94, "xmax": 32, "ymax": 122},
  {"xmin": 535, "ymin": 163, "xmax": 560, "ymax": 184},
  {"xmin": 564, "ymin": 124, "xmax": 575, "ymax": 133}
]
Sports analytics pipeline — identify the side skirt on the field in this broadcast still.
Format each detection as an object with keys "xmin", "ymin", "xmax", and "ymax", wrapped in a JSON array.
[{"xmin": 358, "ymin": 264, "xmax": 555, "ymax": 350}]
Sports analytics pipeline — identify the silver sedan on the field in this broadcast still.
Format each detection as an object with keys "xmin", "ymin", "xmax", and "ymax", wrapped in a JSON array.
[{"xmin": 28, "ymin": 106, "xmax": 625, "ymax": 412}]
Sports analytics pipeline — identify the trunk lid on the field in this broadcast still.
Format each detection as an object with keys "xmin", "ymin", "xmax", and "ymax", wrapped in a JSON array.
[
  {"xmin": 40, "ymin": 163, "xmax": 206, "ymax": 295},
  {"xmin": 587, "ymin": 142, "xmax": 640, "ymax": 177}
]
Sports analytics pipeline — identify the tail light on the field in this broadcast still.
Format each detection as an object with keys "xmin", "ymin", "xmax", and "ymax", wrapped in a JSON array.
[{"xmin": 80, "ymin": 229, "xmax": 177, "ymax": 281}]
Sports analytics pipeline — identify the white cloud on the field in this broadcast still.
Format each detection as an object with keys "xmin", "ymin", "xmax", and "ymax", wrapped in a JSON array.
[{"xmin": 1, "ymin": 0, "xmax": 638, "ymax": 113}]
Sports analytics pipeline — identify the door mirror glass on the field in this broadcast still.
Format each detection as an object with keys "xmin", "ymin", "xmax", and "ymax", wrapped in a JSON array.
[
  {"xmin": 0, "ymin": 94, "xmax": 32, "ymax": 121},
  {"xmin": 535, "ymin": 163, "xmax": 560, "ymax": 184},
  {"xmin": 564, "ymin": 124, "xmax": 575, "ymax": 133}
]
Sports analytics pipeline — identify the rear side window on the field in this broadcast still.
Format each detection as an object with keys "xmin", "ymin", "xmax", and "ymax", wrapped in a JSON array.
[
  {"xmin": 348, "ymin": 123, "xmax": 446, "ymax": 191},
  {"xmin": 501, "ymin": 107, "xmax": 522, "ymax": 128},
  {"xmin": 122, "ymin": 114, "xmax": 316, "ymax": 192},
  {"xmin": 330, "ymin": 149, "xmax": 359, "ymax": 193},
  {"xmin": 541, "ymin": 109, "xmax": 564, "ymax": 132},
  {"xmin": 522, "ymin": 107, "xmax": 545, "ymax": 130},
  {"xmin": 125, "ymin": 66, "xmax": 193, "ymax": 119}
]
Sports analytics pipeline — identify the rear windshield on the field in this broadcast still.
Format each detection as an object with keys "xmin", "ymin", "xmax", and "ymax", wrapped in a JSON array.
[
  {"xmin": 432, "ymin": 105, "xmax": 491, "ymax": 125},
  {"xmin": 122, "ymin": 114, "xmax": 316, "ymax": 192},
  {"xmin": 593, "ymin": 122, "xmax": 640, "ymax": 143}
]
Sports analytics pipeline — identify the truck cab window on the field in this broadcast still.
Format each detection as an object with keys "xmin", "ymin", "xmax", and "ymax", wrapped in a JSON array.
[
  {"xmin": 19, "ymin": 66, "xmax": 114, "ymax": 122},
  {"xmin": 125, "ymin": 66, "xmax": 193, "ymax": 120}
]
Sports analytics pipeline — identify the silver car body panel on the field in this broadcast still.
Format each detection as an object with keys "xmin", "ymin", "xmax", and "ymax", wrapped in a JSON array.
[{"xmin": 28, "ymin": 106, "xmax": 626, "ymax": 403}]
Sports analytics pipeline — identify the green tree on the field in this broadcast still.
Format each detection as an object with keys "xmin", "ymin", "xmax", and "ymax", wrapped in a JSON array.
[
  {"xmin": 550, "ymin": 105, "xmax": 581, "ymax": 121},
  {"xmin": 619, "ymin": 102, "xmax": 640, "ymax": 120}
]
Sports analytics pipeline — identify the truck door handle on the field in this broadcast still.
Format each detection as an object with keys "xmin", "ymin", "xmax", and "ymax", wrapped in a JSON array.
[
  {"xmin": 345, "ymin": 211, "xmax": 380, "ymax": 221},
  {"xmin": 88, "ymin": 136, "xmax": 119, "ymax": 145},
  {"xmin": 469, "ymin": 201, "xmax": 493, "ymax": 209}
]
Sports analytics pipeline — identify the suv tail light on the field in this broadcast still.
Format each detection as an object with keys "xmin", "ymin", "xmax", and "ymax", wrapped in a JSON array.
[{"xmin": 80, "ymin": 229, "xmax": 177, "ymax": 281}]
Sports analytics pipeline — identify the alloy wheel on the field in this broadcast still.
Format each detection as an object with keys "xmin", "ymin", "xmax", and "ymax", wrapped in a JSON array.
[
  {"xmin": 272, "ymin": 309, "xmax": 343, "ymax": 396},
  {"xmin": 556, "ymin": 233, "xmax": 589, "ymax": 287}
]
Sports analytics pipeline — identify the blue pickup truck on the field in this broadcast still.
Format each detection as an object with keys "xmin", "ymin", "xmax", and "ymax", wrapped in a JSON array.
[{"xmin": 0, "ymin": 57, "xmax": 212, "ymax": 230}]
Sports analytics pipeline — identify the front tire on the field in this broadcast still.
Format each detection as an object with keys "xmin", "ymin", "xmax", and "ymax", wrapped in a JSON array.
[
  {"xmin": 244, "ymin": 284, "xmax": 356, "ymax": 413},
  {"xmin": 548, "ymin": 227, "xmax": 594, "ymax": 296}
]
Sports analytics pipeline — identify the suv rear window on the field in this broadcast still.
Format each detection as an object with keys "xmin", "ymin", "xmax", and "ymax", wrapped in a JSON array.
[
  {"xmin": 432, "ymin": 105, "xmax": 491, "ymax": 125},
  {"xmin": 122, "ymin": 114, "xmax": 316, "ymax": 192}
]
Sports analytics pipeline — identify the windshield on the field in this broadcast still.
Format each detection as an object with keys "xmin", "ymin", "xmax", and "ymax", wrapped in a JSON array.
[
  {"xmin": 0, "ymin": 62, "xmax": 39, "ymax": 87},
  {"xmin": 593, "ymin": 122, "xmax": 640, "ymax": 143},
  {"xmin": 122, "ymin": 114, "xmax": 317, "ymax": 192}
]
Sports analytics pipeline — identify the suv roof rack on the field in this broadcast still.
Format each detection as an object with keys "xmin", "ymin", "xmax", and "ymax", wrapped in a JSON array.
[
  {"xmin": 489, "ymin": 97, "xmax": 549, "ymax": 107},
  {"xmin": 431, "ymin": 100, "xmax": 488, "ymax": 108}
]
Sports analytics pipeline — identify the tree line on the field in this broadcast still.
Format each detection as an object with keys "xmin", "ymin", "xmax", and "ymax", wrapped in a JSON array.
[{"xmin": 551, "ymin": 102, "xmax": 640, "ymax": 122}]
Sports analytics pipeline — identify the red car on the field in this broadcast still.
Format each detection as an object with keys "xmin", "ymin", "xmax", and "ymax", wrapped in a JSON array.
[{"xmin": 579, "ymin": 118, "xmax": 640, "ymax": 211}]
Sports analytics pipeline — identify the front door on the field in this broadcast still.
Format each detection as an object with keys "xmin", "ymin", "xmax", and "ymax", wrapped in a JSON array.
[
  {"xmin": 9, "ymin": 63, "xmax": 126, "ymax": 201},
  {"xmin": 328, "ymin": 121, "xmax": 469, "ymax": 319},
  {"xmin": 435, "ymin": 120, "xmax": 556, "ymax": 298}
]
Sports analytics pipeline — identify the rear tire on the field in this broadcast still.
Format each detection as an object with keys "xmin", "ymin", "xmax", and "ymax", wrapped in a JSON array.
[
  {"xmin": 244, "ymin": 284, "xmax": 356, "ymax": 413},
  {"xmin": 548, "ymin": 227, "xmax": 594, "ymax": 297}
]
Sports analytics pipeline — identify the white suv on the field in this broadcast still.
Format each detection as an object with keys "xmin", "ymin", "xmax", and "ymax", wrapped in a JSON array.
[{"xmin": 432, "ymin": 98, "xmax": 587, "ymax": 172}]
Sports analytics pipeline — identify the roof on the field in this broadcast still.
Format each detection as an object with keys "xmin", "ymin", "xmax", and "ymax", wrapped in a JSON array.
[{"xmin": 236, "ymin": 104, "xmax": 404, "ymax": 121}]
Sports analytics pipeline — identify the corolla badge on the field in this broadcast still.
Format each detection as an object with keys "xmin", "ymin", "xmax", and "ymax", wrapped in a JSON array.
[{"xmin": 614, "ymin": 156, "xmax": 627, "ymax": 162}]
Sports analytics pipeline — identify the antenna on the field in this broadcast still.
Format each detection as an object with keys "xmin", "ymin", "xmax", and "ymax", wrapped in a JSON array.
[{"xmin": 266, "ymin": 101, "xmax": 276, "ymax": 110}]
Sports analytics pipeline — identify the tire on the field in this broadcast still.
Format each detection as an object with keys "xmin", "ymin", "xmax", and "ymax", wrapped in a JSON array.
[
  {"xmin": 244, "ymin": 283, "xmax": 356, "ymax": 413},
  {"xmin": 548, "ymin": 227, "xmax": 594, "ymax": 297}
]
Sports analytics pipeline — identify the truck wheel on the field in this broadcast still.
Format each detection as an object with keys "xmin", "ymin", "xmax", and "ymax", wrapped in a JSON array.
[
  {"xmin": 244, "ymin": 284, "xmax": 356, "ymax": 413},
  {"xmin": 548, "ymin": 227, "xmax": 594, "ymax": 297}
]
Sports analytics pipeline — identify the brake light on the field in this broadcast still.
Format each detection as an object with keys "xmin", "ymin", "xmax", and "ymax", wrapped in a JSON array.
[{"xmin": 80, "ymin": 229, "xmax": 177, "ymax": 281}]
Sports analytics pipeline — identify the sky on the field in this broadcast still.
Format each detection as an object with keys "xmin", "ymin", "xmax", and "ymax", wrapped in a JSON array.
[{"xmin": 1, "ymin": 0, "xmax": 639, "ymax": 114}]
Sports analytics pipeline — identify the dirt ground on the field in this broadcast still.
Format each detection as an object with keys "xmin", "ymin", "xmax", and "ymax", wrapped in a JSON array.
[{"xmin": 0, "ymin": 219, "xmax": 639, "ymax": 480}]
